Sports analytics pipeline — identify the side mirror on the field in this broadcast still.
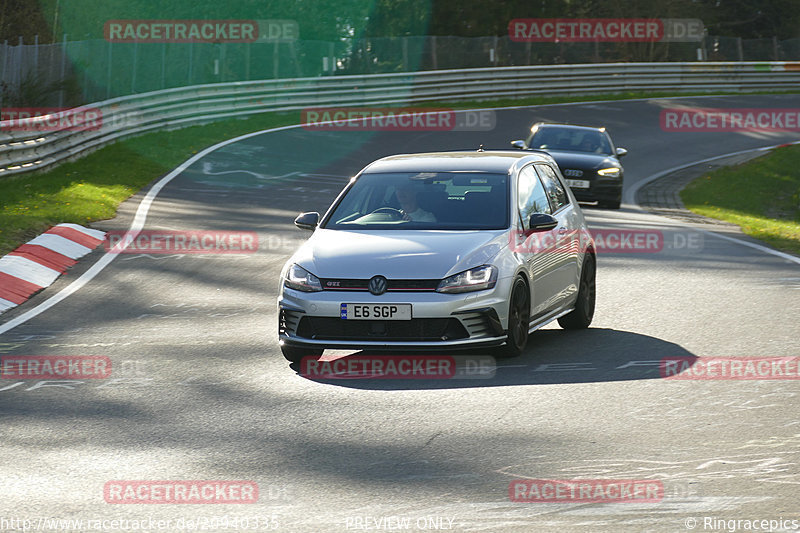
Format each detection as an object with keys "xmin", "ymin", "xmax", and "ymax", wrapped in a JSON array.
[
  {"xmin": 528, "ymin": 213, "xmax": 558, "ymax": 232},
  {"xmin": 616, "ymin": 147, "xmax": 628, "ymax": 158},
  {"xmin": 510, "ymin": 140, "xmax": 526, "ymax": 150},
  {"xmin": 294, "ymin": 212, "xmax": 319, "ymax": 230}
]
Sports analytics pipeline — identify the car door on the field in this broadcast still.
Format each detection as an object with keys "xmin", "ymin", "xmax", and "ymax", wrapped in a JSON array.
[
  {"xmin": 514, "ymin": 164, "xmax": 563, "ymax": 317},
  {"xmin": 534, "ymin": 163, "xmax": 581, "ymax": 309}
]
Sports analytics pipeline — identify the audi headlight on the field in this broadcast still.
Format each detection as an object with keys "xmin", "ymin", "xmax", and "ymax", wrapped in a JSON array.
[
  {"xmin": 284, "ymin": 264, "xmax": 322, "ymax": 292},
  {"xmin": 597, "ymin": 167, "xmax": 621, "ymax": 177},
  {"xmin": 437, "ymin": 265, "xmax": 497, "ymax": 294}
]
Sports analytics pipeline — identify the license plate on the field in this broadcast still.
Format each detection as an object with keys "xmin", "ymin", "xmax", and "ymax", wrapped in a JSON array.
[
  {"xmin": 340, "ymin": 303, "xmax": 412, "ymax": 320},
  {"xmin": 565, "ymin": 179, "xmax": 590, "ymax": 189}
]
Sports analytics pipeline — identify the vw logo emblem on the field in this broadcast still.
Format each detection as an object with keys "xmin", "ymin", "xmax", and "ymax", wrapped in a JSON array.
[{"xmin": 368, "ymin": 275, "xmax": 388, "ymax": 295}]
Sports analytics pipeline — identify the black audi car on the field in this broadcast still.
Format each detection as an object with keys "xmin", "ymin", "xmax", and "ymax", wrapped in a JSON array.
[{"xmin": 511, "ymin": 123, "xmax": 627, "ymax": 209}]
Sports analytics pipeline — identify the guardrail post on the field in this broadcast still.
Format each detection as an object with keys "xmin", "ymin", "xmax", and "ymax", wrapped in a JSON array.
[
  {"xmin": 736, "ymin": 38, "xmax": 743, "ymax": 61},
  {"xmin": 430, "ymin": 36, "xmax": 437, "ymax": 70}
]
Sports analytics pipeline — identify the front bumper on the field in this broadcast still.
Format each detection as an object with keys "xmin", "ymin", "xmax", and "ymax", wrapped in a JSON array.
[
  {"xmin": 278, "ymin": 284, "xmax": 510, "ymax": 351},
  {"xmin": 569, "ymin": 176, "xmax": 622, "ymax": 203}
]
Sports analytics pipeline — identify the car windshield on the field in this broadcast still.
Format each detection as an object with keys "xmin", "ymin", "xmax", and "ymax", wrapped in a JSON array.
[
  {"xmin": 528, "ymin": 127, "xmax": 612, "ymax": 155},
  {"xmin": 323, "ymin": 171, "xmax": 509, "ymax": 230}
]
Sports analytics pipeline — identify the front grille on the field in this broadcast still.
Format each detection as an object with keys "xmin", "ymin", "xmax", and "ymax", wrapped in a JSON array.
[
  {"xmin": 563, "ymin": 169, "xmax": 584, "ymax": 177},
  {"xmin": 295, "ymin": 317, "xmax": 468, "ymax": 341},
  {"xmin": 320, "ymin": 278, "xmax": 440, "ymax": 291}
]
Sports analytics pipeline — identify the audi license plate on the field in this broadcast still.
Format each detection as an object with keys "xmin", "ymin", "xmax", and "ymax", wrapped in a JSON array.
[
  {"xmin": 341, "ymin": 303, "xmax": 412, "ymax": 320},
  {"xmin": 565, "ymin": 179, "xmax": 590, "ymax": 189}
]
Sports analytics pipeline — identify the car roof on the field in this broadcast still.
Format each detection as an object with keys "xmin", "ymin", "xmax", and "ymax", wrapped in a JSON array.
[
  {"xmin": 533, "ymin": 122, "xmax": 607, "ymax": 133},
  {"xmin": 362, "ymin": 150, "xmax": 553, "ymax": 174}
]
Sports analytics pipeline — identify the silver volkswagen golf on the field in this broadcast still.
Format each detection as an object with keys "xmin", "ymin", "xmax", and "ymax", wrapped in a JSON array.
[{"xmin": 277, "ymin": 150, "xmax": 596, "ymax": 362}]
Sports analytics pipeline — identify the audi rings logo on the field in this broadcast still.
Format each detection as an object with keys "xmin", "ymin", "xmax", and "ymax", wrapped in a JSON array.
[
  {"xmin": 368, "ymin": 276, "xmax": 388, "ymax": 295},
  {"xmin": 563, "ymin": 169, "xmax": 584, "ymax": 177}
]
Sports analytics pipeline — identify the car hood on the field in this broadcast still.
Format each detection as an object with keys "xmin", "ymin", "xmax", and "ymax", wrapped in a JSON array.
[
  {"xmin": 544, "ymin": 150, "xmax": 620, "ymax": 170},
  {"xmin": 291, "ymin": 228, "xmax": 507, "ymax": 279}
]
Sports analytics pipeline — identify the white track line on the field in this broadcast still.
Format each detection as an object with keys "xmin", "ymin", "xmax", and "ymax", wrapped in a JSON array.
[
  {"xmin": 625, "ymin": 140, "xmax": 800, "ymax": 266},
  {"xmin": 0, "ymin": 124, "xmax": 300, "ymax": 335}
]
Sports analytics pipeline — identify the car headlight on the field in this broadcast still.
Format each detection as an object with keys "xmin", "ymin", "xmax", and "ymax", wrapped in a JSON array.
[
  {"xmin": 437, "ymin": 265, "xmax": 497, "ymax": 294},
  {"xmin": 597, "ymin": 167, "xmax": 621, "ymax": 177},
  {"xmin": 284, "ymin": 264, "xmax": 322, "ymax": 292}
]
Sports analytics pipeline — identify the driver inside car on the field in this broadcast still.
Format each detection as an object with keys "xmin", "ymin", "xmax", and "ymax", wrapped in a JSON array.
[{"xmin": 395, "ymin": 184, "xmax": 436, "ymax": 222}]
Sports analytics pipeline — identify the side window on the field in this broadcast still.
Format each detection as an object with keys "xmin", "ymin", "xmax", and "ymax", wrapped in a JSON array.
[
  {"xmin": 517, "ymin": 165, "xmax": 551, "ymax": 229},
  {"xmin": 535, "ymin": 164, "xmax": 569, "ymax": 212}
]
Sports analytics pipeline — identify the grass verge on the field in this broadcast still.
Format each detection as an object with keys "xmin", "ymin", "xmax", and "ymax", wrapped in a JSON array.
[
  {"xmin": 680, "ymin": 144, "xmax": 800, "ymax": 256},
  {"xmin": 0, "ymin": 111, "xmax": 300, "ymax": 255},
  {"xmin": 1, "ymin": 88, "xmax": 798, "ymax": 256}
]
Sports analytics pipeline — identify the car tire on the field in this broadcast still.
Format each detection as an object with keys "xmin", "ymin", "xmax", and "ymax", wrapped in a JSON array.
[
  {"xmin": 281, "ymin": 345, "xmax": 323, "ymax": 363},
  {"xmin": 495, "ymin": 277, "xmax": 530, "ymax": 358},
  {"xmin": 558, "ymin": 254, "xmax": 596, "ymax": 330}
]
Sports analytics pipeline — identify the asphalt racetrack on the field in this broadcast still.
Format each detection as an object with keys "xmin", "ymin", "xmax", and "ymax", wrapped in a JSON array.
[{"xmin": 1, "ymin": 94, "xmax": 799, "ymax": 532}]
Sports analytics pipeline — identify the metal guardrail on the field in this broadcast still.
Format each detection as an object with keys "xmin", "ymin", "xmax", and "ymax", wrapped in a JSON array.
[{"xmin": 1, "ymin": 61, "xmax": 799, "ymax": 178}]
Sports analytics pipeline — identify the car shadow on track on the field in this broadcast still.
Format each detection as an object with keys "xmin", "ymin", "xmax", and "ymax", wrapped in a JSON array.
[{"xmin": 288, "ymin": 327, "xmax": 698, "ymax": 390}]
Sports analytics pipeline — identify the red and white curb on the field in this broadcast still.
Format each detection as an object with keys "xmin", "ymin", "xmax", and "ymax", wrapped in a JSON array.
[{"xmin": 0, "ymin": 223, "xmax": 105, "ymax": 314}]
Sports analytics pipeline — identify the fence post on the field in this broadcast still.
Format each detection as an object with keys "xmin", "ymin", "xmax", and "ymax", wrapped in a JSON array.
[
  {"xmin": 772, "ymin": 36, "xmax": 779, "ymax": 61},
  {"xmin": 59, "ymin": 34, "xmax": 67, "ymax": 107},
  {"xmin": 736, "ymin": 37, "xmax": 743, "ymax": 61},
  {"xmin": 245, "ymin": 42, "xmax": 251, "ymax": 80},
  {"xmin": 161, "ymin": 41, "xmax": 167, "ymax": 88},
  {"xmin": 106, "ymin": 40, "xmax": 112, "ymax": 98},
  {"xmin": 402, "ymin": 37, "xmax": 408, "ymax": 71},
  {"xmin": 18, "ymin": 36, "xmax": 23, "ymax": 87},
  {"xmin": 34, "ymin": 34, "xmax": 39, "ymax": 73},
  {"xmin": 430, "ymin": 35, "xmax": 437, "ymax": 70},
  {"xmin": 188, "ymin": 41, "xmax": 193, "ymax": 85},
  {"xmin": 273, "ymin": 40, "xmax": 279, "ymax": 78},
  {"xmin": 131, "ymin": 40, "xmax": 137, "ymax": 94},
  {"xmin": 2, "ymin": 40, "xmax": 8, "ymax": 95}
]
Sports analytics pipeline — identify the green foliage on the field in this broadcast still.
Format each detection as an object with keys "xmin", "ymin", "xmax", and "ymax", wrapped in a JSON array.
[{"xmin": 681, "ymin": 145, "xmax": 800, "ymax": 255}]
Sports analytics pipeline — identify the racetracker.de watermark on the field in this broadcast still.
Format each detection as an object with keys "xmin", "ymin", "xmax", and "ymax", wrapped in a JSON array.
[
  {"xmin": 299, "ymin": 355, "xmax": 496, "ymax": 380},
  {"xmin": 104, "ymin": 19, "xmax": 298, "ymax": 43},
  {"xmin": 0, "ymin": 107, "xmax": 103, "ymax": 132},
  {"xmin": 300, "ymin": 107, "xmax": 496, "ymax": 131},
  {"xmin": 509, "ymin": 479, "xmax": 664, "ymax": 503},
  {"xmin": 660, "ymin": 357, "xmax": 800, "ymax": 380},
  {"xmin": 104, "ymin": 481, "xmax": 259, "ymax": 504},
  {"xmin": 103, "ymin": 230, "xmax": 258, "ymax": 254},
  {"xmin": 508, "ymin": 18, "xmax": 704, "ymax": 42},
  {"xmin": 509, "ymin": 228, "xmax": 703, "ymax": 254},
  {"xmin": 661, "ymin": 108, "xmax": 800, "ymax": 132},
  {"xmin": 1, "ymin": 356, "xmax": 111, "ymax": 380}
]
